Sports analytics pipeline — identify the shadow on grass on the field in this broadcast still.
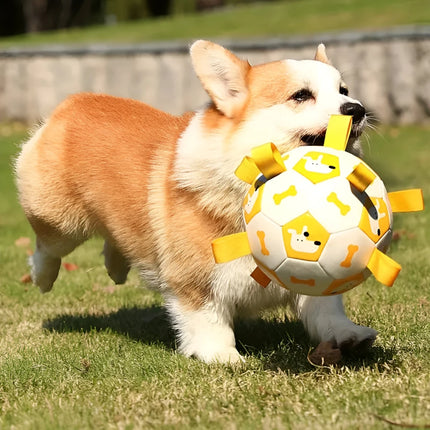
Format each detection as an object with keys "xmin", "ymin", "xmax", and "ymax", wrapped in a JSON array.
[
  {"xmin": 43, "ymin": 306, "xmax": 176, "ymax": 349},
  {"xmin": 235, "ymin": 318, "xmax": 398, "ymax": 372},
  {"xmin": 43, "ymin": 306, "xmax": 398, "ymax": 373}
]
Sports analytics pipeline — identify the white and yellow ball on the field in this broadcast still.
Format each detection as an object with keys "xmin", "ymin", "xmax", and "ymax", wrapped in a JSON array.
[
  {"xmin": 211, "ymin": 115, "xmax": 423, "ymax": 297},
  {"xmin": 243, "ymin": 146, "xmax": 392, "ymax": 296}
]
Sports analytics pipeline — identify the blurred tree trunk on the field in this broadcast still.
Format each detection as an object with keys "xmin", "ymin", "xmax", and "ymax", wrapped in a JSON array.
[
  {"xmin": 22, "ymin": 0, "xmax": 58, "ymax": 32},
  {"xmin": 196, "ymin": 0, "xmax": 225, "ymax": 11},
  {"xmin": 0, "ymin": 0, "xmax": 26, "ymax": 36},
  {"xmin": 22, "ymin": 0, "xmax": 103, "ymax": 33},
  {"xmin": 146, "ymin": 0, "xmax": 171, "ymax": 16}
]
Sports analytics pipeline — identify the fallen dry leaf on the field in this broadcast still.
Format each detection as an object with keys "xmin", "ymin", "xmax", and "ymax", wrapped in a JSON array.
[
  {"xmin": 62, "ymin": 262, "xmax": 79, "ymax": 271},
  {"xmin": 15, "ymin": 237, "xmax": 31, "ymax": 248},
  {"xmin": 20, "ymin": 273, "xmax": 32, "ymax": 284},
  {"xmin": 308, "ymin": 341, "xmax": 342, "ymax": 366},
  {"xmin": 392, "ymin": 229, "xmax": 416, "ymax": 241}
]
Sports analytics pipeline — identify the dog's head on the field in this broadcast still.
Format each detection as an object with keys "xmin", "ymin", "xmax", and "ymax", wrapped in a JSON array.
[
  {"xmin": 190, "ymin": 40, "xmax": 366, "ymax": 157},
  {"xmin": 176, "ymin": 40, "xmax": 367, "ymax": 219}
]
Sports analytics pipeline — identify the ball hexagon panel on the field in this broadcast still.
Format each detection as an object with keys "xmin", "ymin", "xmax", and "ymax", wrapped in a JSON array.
[
  {"xmin": 322, "ymin": 272, "xmax": 368, "ymax": 296},
  {"xmin": 309, "ymin": 177, "xmax": 365, "ymax": 233},
  {"xmin": 281, "ymin": 146, "xmax": 320, "ymax": 170},
  {"xmin": 333, "ymin": 147, "xmax": 371, "ymax": 179},
  {"xmin": 359, "ymin": 196, "xmax": 391, "ymax": 243},
  {"xmin": 275, "ymin": 258, "xmax": 333, "ymax": 296},
  {"xmin": 318, "ymin": 227, "xmax": 375, "ymax": 280},
  {"xmin": 281, "ymin": 212, "xmax": 330, "ymax": 262},
  {"xmin": 253, "ymin": 257, "xmax": 288, "ymax": 289},
  {"xmin": 258, "ymin": 169, "xmax": 313, "ymax": 226},
  {"xmin": 246, "ymin": 212, "xmax": 287, "ymax": 271},
  {"xmin": 293, "ymin": 149, "xmax": 341, "ymax": 184}
]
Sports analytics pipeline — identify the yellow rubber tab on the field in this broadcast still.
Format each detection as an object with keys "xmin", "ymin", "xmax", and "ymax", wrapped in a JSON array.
[
  {"xmin": 367, "ymin": 248, "xmax": 402, "ymax": 287},
  {"xmin": 323, "ymin": 115, "xmax": 353, "ymax": 151},
  {"xmin": 251, "ymin": 267, "xmax": 271, "ymax": 288},
  {"xmin": 251, "ymin": 142, "xmax": 286, "ymax": 179},
  {"xmin": 347, "ymin": 163, "xmax": 377, "ymax": 192},
  {"xmin": 388, "ymin": 189, "xmax": 424, "ymax": 213},
  {"xmin": 211, "ymin": 232, "xmax": 251, "ymax": 264},
  {"xmin": 234, "ymin": 156, "xmax": 261, "ymax": 184}
]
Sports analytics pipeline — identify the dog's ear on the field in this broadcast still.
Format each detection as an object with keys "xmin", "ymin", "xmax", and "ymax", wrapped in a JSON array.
[
  {"xmin": 190, "ymin": 40, "xmax": 250, "ymax": 118},
  {"xmin": 314, "ymin": 44, "xmax": 331, "ymax": 65}
]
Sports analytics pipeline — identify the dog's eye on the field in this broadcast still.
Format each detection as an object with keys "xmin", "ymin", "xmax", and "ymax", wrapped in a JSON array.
[
  {"xmin": 339, "ymin": 86, "xmax": 349, "ymax": 96},
  {"xmin": 290, "ymin": 89, "xmax": 314, "ymax": 103}
]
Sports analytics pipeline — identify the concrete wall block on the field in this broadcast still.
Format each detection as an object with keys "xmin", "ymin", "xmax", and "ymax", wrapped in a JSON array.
[
  {"xmin": 53, "ymin": 56, "xmax": 83, "ymax": 103},
  {"xmin": 265, "ymin": 47, "xmax": 313, "ymax": 62},
  {"xmin": 81, "ymin": 55, "xmax": 108, "ymax": 94},
  {"xmin": 292, "ymin": 46, "xmax": 317, "ymax": 61},
  {"xmin": 26, "ymin": 57, "xmax": 57, "ymax": 121},
  {"xmin": 105, "ymin": 55, "xmax": 139, "ymax": 100},
  {"xmin": 387, "ymin": 40, "xmax": 420, "ymax": 124},
  {"xmin": 182, "ymin": 59, "xmax": 208, "ymax": 113},
  {"xmin": 157, "ymin": 53, "xmax": 187, "ymax": 115},
  {"xmin": 416, "ymin": 40, "xmax": 430, "ymax": 117},
  {"xmin": 327, "ymin": 43, "xmax": 360, "ymax": 98},
  {"xmin": 243, "ymin": 50, "xmax": 273, "ymax": 66},
  {"xmin": 133, "ymin": 54, "xmax": 160, "ymax": 107},
  {"xmin": 356, "ymin": 42, "xmax": 394, "ymax": 124},
  {"xmin": 3, "ymin": 58, "xmax": 29, "ymax": 121}
]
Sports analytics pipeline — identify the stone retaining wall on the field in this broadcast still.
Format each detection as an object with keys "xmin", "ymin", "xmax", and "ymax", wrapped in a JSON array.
[{"xmin": 0, "ymin": 26, "xmax": 429, "ymax": 124}]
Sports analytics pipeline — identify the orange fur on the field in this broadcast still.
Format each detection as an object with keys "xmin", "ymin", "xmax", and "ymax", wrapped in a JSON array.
[{"xmin": 17, "ymin": 93, "xmax": 221, "ymax": 306}]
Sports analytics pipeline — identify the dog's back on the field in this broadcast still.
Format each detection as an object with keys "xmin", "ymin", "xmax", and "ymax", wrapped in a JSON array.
[{"xmin": 15, "ymin": 92, "xmax": 193, "ymax": 289}]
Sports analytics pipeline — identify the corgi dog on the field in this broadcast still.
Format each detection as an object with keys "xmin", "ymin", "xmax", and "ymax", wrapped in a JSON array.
[{"xmin": 15, "ymin": 40, "xmax": 376, "ymax": 363}]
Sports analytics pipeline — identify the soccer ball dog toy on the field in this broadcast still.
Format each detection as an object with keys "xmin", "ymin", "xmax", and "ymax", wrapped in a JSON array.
[{"xmin": 212, "ymin": 115, "xmax": 424, "ymax": 296}]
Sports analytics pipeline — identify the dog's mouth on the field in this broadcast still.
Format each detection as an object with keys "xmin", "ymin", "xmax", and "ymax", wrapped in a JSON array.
[
  {"xmin": 300, "ymin": 131, "xmax": 326, "ymax": 146},
  {"xmin": 300, "ymin": 127, "xmax": 362, "ymax": 147}
]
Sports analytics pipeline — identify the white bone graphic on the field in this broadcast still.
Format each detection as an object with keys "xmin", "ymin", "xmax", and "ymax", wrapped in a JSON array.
[
  {"xmin": 368, "ymin": 200, "xmax": 386, "ymax": 236},
  {"xmin": 303, "ymin": 154, "xmax": 335, "ymax": 174},
  {"xmin": 287, "ymin": 225, "xmax": 321, "ymax": 253}
]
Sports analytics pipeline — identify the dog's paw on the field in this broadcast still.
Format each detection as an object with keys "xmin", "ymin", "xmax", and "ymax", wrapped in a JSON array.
[
  {"xmin": 103, "ymin": 241, "xmax": 130, "ymax": 284},
  {"xmin": 29, "ymin": 253, "xmax": 60, "ymax": 293},
  {"xmin": 195, "ymin": 347, "xmax": 245, "ymax": 364},
  {"xmin": 331, "ymin": 322, "xmax": 378, "ymax": 354}
]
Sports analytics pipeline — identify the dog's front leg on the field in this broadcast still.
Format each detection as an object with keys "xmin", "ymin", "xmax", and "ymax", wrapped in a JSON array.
[
  {"xmin": 296, "ymin": 294, "xmax": 377, "ymax": 352},
  {"xmin": 166, "ymin": 296, "xmax": 243, "ymax": 364}
]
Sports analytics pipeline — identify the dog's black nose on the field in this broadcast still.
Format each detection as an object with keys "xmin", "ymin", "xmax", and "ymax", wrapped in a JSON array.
[{"xmin": 340, "ymin": 102, "xmax": 366, "ymax": 123}]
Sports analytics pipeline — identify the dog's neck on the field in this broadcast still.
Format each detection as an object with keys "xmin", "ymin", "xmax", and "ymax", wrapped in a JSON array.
[{"xmin": 173, "ymin": 110, "xmax": 249, "ymax": 231}]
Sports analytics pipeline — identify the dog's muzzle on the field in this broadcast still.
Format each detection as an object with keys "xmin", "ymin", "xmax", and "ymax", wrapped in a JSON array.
[
  {"xmin": 300, "ymin": 103, "xmax": 366, "ymax": 147},
  {"xmin": 340, "ymin": 102, "xmax": 366, "ymax": 124}
]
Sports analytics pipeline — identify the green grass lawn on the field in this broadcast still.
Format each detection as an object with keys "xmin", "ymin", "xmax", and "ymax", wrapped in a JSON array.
[
  {"xmin": 1, "ymin": 123, "xmax": 430, "ymax": 429},
  {"xmin": 0, "ymin": 0, "xmax": 429, "ymax": 48}
]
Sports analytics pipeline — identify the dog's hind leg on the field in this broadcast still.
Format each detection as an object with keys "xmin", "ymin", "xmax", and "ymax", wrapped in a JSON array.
[
  {"xmin": 103, "ymin": 240, "xmax": 130, "ymax": 284},
  {"xmin": 31, "ymin": 241, "xmax": 62, "ymax": 293},
  {"xmin": 29, "ymin": 218, "xmax": 87, "ymax": 293}
]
